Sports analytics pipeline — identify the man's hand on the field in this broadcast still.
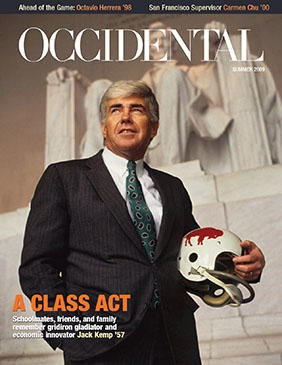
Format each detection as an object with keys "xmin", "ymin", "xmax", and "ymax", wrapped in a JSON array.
[{"xmin": 233, "ymin": 240, "xmax": 265, "ymax": 282}]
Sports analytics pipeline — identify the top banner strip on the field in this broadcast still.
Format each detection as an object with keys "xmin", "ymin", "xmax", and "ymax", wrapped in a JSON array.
[{"xmin": 1, "ymin": 1, "xmax": 282, "ymax": 14}]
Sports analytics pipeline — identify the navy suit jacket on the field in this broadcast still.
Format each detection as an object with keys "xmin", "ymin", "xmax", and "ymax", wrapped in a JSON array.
[{"xmin": 19, "ymin": 150, "xmax": 201, "ymax": 364}]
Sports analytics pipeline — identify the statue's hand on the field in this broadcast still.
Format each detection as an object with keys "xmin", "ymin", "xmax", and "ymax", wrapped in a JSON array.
[{"xmin": 46, "ymin": 67, "xmax": 79, "ymax": 85}]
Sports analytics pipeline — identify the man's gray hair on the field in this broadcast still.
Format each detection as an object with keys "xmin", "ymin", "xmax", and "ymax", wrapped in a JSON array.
[{"xmin": 99, "ymin": 80, "xmax": 159, "ymax": 123}]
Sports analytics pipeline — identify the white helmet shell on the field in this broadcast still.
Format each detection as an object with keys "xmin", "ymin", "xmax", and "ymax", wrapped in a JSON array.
[
  {"xmin": 177, "ymin": 227, "xmax": 255, "ymax": 307},
  {"xmin": 178, "ymin": 227, "xmax": 242, "ymax": 282}
]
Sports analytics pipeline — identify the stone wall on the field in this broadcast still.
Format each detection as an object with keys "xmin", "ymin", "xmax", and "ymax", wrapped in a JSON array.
[{"xmin": 1, "ymin": 162, "xmax": 282, "ymax": 364}]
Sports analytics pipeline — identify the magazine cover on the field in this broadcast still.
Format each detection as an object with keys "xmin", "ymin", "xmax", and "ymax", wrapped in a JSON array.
[{"xmin": 1, "ymin": 1, "xmax": 282, "ymax": 364}]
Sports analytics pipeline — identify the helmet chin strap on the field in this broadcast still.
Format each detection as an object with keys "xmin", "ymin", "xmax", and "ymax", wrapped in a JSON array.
[{"xmin": 191, "ymin": 263, "xmax": 255, "ymax": 306}]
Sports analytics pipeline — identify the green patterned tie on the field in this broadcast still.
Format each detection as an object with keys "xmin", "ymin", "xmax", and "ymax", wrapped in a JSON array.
[{"xmin": 126, "ymin": 160, "xmax": 159, "ymax": 308}]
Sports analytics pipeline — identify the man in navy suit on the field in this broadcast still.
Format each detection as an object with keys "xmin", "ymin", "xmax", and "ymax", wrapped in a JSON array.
[{"xmin": 19, "ymin": 80, "xmax": 265, "ymax": 364}]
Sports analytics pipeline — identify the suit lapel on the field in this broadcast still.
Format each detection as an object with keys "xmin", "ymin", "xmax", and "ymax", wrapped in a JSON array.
[
  {"xmin": 84, "ymin": 151, "xmax": 147, "ymax": 258},
  {"xmin": 146, "ymin": 166, "xmax": 176, "ymax": 260}
]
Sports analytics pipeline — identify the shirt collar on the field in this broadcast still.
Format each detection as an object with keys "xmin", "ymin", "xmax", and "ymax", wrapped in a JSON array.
[{"xmin": 102, "ymin": 147, "xmax": 145, "ymax": 177}]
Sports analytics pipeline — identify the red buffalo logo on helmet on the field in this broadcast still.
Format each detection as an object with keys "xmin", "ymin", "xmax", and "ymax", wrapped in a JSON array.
[{"xmin": 185, "ymin": 227, "xmax": 224, "ymax": 246}]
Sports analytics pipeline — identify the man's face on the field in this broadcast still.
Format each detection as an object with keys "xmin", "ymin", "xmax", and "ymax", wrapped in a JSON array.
[{"xmin": 101, "ymin": 96, "xmax": 159, "ymax": 161}]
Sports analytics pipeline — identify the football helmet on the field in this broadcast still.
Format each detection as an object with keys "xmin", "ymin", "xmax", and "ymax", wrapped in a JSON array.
[{"xmin": 177, "ymin": 227, "xmax": 255, "ymax": 307}]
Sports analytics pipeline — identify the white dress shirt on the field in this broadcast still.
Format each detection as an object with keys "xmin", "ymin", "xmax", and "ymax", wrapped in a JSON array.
[{"xmin": 102, "ymin": 147, "xmax": 163, "ymax": 237}]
